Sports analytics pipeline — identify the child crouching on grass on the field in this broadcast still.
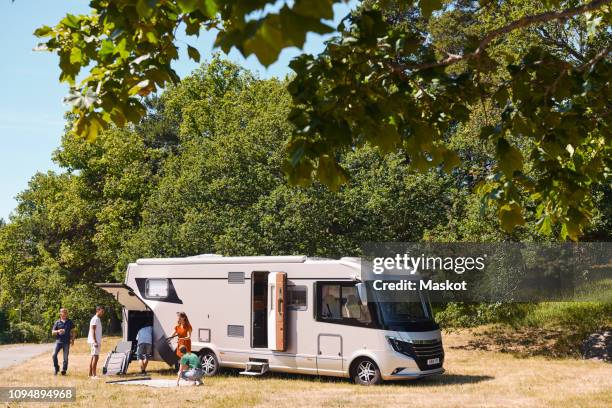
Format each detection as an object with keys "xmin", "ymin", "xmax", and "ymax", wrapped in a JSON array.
[{"xmin": 176, "ymin": 345, "xmax": 204, "ymax": 386}]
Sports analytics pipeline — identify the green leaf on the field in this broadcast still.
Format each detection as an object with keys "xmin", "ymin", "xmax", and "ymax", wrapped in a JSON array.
[
  {"xmin": 184, "ymin": 17, "xmax": 201, "ymax": 36},
  {"xmin": 538, "ymin": 215, "xmax": 552, "ymax": 235},
  {"xmin": 99, "ymin": 40, "xmax": 115, "ymax": 57},
  {"xmin": 419, "ymin": 0, "xmax": 443, "ymax": 19},
  {"xmin": 499, "ymin": 202, "xmax": 525, "ymax": 233},
  {"xmin": 496, "ymin": 138, "xmax": 523, "ymax": 177},
  {"xmin": 243, "ymin": 17, "xmax": 284, "ymax": 66},
  {"xmin": 61, "ymin": 14, "xmax": 80, "ymax": 29},
  {"xmin": 375, "ymin": 122, "xmax": 400, "ymax": 153},
  {"xmin": 493, "ymin": 86, "xmax": 509, "ymax": 107},
  {"xmin": 145, "ymin": 30, "xmax": 159, "ymax": 44},
  {"xmin": 198, "ymin": 0, "xmax": 219, "ymax": 17},
  {"xmin": 85, "ymin": 114, "xmax": 105, "ymax": 142},
  {"xmin": 73, "ymin": 113, "xmax": 106, "ymax": 141},
  {"xmin": 564, "ymin": 207, "xmax": 587, "ymax": 241},
  {"xmin": 442, "ymin": 150, "xmax": 461, "ymax": 172},
  {"xmin": 284, "ymin": 159, "xmax": 315, "ymax": 187},
  {"xmin": 279, "ymin": 7, "xmax": 334, "ymax": 48},
  {"xmin": 176, "ymin": 0, "xmax": 198, "ymax": 13},
  {"xmin": 187, "ymin": 45, "xmax": 200, "ymax": 62},
  {"xmin": 293, "ymin": 0, "xmax": 334, "ymax": 20},
  {"xmin": 33, "ymin": 25, "xmax": 53, "ymax": 37},
  {"xmin": 136, "ymin": 0, "xmax": 153, "ymax": 18},
  {"xmin": 479, "ymin": 125, "xmax": 496, "ymax": 140},
  {"xmin": 69, "ymin": 47, "xmax": 82, "ymax": 64},
  {"xmin": 317, "ymin": 155, "xmax": 348, "ymax": 191}
]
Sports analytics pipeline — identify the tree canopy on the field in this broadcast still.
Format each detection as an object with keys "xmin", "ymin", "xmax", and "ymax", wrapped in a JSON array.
[
  {"xmin": 33, "ymin": 0, "xmax": 611, "ymax": 239},
  {"xmin": 285, "ymin": 0, "xmax": 610, "ymax": 239}
]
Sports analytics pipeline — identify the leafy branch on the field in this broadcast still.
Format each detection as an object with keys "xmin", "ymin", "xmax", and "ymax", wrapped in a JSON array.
[{"xmin": 398, "ymin": 0, "xmax": 611, "ymax": 72}]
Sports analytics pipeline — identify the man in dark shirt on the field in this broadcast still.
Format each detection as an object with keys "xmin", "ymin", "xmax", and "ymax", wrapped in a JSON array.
[{"xmin": 51, "ymin": 308, "xmax": 75, "ymax": 375}]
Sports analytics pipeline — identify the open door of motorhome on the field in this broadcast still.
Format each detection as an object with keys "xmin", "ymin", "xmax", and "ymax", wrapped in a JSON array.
[
  {"xmin": 96, "ymin": 283, "xmax": 153, "ymax": 373},
  {"xmin": 96, "ymin": 283, "xmax": 148, "ymax": 311},
  {"xmin": 267, "ymin": 272, "xmax": 286, "ymax": 351}
]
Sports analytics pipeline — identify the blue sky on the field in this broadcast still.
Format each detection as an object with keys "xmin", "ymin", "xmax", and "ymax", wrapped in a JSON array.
[{"xmin": 0, "ymin": 0, "xmax": 356, "ymax": 221}]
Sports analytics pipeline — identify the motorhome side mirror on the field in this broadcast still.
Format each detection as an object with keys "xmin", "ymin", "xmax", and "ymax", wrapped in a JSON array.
[{"xmin": 356, "ymin": 282, "xmax": 368, "ymax": 305}]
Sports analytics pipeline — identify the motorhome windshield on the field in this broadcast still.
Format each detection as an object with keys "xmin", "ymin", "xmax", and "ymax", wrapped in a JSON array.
[{"xmin": 371, "ymin": 285, "xmax": 438, "ymax": 332}]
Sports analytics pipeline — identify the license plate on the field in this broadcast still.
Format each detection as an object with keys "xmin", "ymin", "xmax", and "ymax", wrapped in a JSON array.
[{"xmin": 427, "ymin": 358, "xmax": 440, "ymax": 365}]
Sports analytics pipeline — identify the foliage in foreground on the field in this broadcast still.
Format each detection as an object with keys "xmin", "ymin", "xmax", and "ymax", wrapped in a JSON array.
[{"xmin": 33, "ymin": 0, "xmax": 612, "ymax": 239}]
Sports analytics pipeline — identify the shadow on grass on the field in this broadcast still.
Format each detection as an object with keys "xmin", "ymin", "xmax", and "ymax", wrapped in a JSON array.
[
  {"xmin": 150, "ymin": 367, "xmax": 178, "ymax": 376},
  {"xmin": 448, "ymin": 326, "xmax": 593, "ymax": 359},
  {"xmin": 144, "ymin": 367, "xmax": 493, "ymax": 387},
  {"xmin": 397, "ymin": 374, "xmax": 494, "ymax": 387}
]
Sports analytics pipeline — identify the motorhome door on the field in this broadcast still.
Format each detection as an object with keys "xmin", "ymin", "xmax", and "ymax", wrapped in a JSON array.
[
  {"xmin": 267, "ymin": 272, "xmax": 287, "ymax": 351},
  {"xmin": 96, "ymin": 283, "xmax": 148, "ymax": 311}
]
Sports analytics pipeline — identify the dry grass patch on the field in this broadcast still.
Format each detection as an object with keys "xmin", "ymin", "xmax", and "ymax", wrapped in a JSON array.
[{"xmin": 0, "ymin": 333, "xmax": 610, "ymax": 407}]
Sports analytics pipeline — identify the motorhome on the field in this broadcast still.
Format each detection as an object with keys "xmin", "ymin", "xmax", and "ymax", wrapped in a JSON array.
[{"xmin": 97, "ymin": 255, "xmax": 444, "ymax": 385}]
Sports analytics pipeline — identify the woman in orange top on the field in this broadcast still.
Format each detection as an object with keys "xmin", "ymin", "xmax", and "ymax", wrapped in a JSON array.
[{"xmin": 171, "ymin": 312, "xmax": 192, "ymax": 358}]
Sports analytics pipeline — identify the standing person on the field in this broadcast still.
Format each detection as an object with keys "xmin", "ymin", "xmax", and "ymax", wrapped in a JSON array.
[
  {"xmin": 136, "ymin": 323, "xmax": 153, "ymax": 375},
  {"xmin": 51, "ymin": 308, "xmax": 75, "ymax": 375},
  {"xmin": 87, "ymin": 306, "xmax": 105, "ymax": 379},
  {"xmin": 171, "ymin": 312, "xmax": 192, "ymax": 369},
  {"xmin": 176, "ymin": 345, "xmax": 203, "ymax": 386}
]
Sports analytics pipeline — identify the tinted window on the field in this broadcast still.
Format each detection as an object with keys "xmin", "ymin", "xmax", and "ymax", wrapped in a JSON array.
[
  {"xmin": 341, "ymin": 286, "xmax": 372, "ymax": 324},
  {"xmin": 320, "ymin": 284, "xmax": 341, "ymax": 319},
  {"xmin": 318, "ymin": 283, "xmax": 371, "ymax": 326},
  {"xmin": 145, "ymin": 279, "xmax": 169, "ymax": 298},
  {"xmin": 287, "ymin": 286, "xmax": 307, "ymax": 310}
]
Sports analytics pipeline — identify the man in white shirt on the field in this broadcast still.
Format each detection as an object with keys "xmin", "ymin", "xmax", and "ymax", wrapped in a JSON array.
[{"xmin": 87, "ymin": 306, "xmax": 105, "ymax": 379}]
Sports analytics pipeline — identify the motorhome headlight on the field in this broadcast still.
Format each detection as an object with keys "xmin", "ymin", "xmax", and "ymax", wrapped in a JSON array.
[{"xmin": 386, "ymin": 336, "xmax": 412, "ymax": 356}]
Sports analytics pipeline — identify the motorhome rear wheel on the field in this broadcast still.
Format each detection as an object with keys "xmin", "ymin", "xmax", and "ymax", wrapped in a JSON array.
[{"xmin": 199, "ymin": 350, "xmax": 219, "ymax": 376}]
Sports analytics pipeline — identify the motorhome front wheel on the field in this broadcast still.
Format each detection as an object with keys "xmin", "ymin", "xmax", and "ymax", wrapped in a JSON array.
[{"xmin": 352, "ymin": 358, "xmax": 382, "ymax": 386}]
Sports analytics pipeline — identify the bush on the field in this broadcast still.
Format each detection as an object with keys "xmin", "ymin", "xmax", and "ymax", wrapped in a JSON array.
[
  {"xmin": 7, "ymin": 322, "xmax": 47, "ymax": 343},
  {"xmin": 524, "ymin": 302, "xmax": 612, "ymax": 332},
  {"xmin": 435, "ymin": 302, "xmax": 533, "ymax": 328}
]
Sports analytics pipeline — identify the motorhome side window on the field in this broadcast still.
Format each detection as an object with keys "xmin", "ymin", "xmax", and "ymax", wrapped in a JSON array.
[
  {"xmin": 145, "ymin": 278, "xmax": 169, "ymax": 298},
  {"xmin": 287, "ymin": 286, "xmax": 307, "ymax": 310},
  {"xmin": 318, "ymin": 283, "xmax": 372, "ymax": 326}
]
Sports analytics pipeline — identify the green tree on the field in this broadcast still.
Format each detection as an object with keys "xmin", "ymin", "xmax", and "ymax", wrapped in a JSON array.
[{"xmin": 118, "ymin": 60, "xmax": 456, "ymax": 264}]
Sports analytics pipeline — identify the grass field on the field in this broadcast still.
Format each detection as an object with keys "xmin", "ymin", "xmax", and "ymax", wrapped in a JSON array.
[{"xmin": 0, "ymin": 331, "xmax": 610, "ymax": 408}]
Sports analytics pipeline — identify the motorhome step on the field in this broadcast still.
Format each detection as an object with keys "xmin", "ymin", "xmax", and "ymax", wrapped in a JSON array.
[{"xmin": 240, "ymin": 361, "xmax": 269, "ymax": 376}]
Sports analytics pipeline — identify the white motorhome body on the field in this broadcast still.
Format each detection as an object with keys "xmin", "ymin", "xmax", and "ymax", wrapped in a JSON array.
[{"xmin": 98, "ymin": 255, "xmax": 444, "ymax": 384}]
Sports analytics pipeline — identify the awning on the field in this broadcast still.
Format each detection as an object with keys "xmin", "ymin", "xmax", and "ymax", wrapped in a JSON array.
[{"xmin": 96, "ymin": 283, "xmax": 148, "ymax": 311}]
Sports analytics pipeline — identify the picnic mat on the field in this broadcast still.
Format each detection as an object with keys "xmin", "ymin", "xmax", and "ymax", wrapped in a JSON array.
[{"xmin": 108, "ymin": 378, "xmax": 198, "ymax": 388}]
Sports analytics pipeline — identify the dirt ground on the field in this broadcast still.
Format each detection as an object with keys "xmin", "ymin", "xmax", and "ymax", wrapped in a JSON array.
[{"xmin": 0, "ymin": 331, "xmax": 610, "ymax": 408}]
